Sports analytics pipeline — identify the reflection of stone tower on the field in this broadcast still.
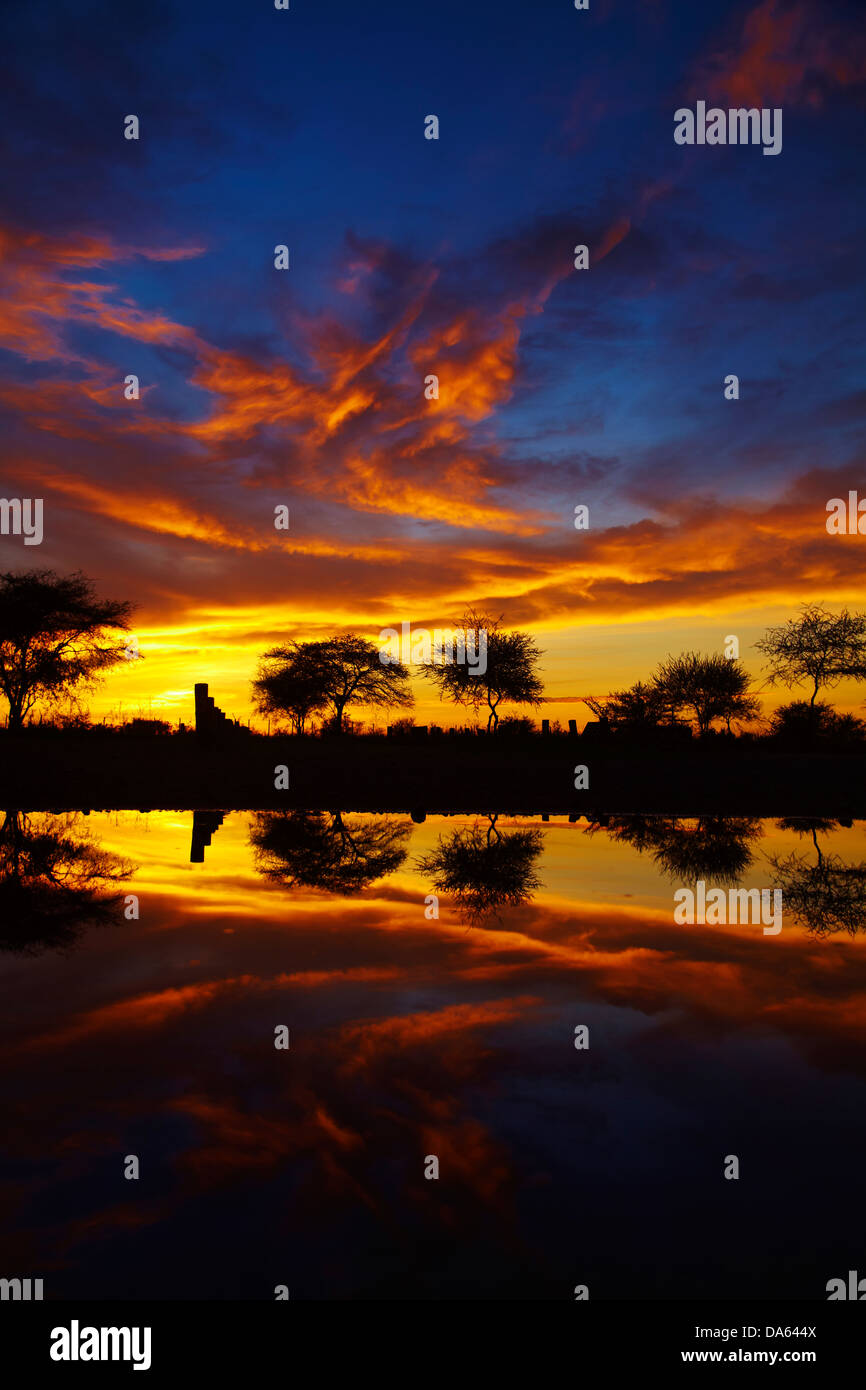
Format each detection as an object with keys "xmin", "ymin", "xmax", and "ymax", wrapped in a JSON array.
[{"xmin": 190, "ymin": 811, "xmax": 225, "ymax": 863}]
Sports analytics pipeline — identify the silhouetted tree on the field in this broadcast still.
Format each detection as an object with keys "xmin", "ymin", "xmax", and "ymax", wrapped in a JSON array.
[
  {"xmin": 252, "ymin": 643, "xmax": 328, "ymax": 733},
  {"xmin": 756, "ymin": 604, "xmax": 866, "ymax": 715},
  {"xmin": 0, "ymin": 570, "xmax": 133, "ymax": 730},
  {"xmin": 416, "ymin": 815, "xmax": 544, "ymax": 926},
  {"xmin": 250, "ymin": 810, "xmax": 410, "ymax": 893},
  {"xmin": 425, "ymin": 610, "xmax": 544, "ymax": 731},
  {"xmin": 0, "ymin": 811, "xmax": 135, "ymax": 952},
  {"xmin": 583, "ymin": 680, "xmax": 669, "ymax": 730},
  {"xmin": 653, "ymin": 651, "xmax": 760, "ymax": 734},
  {"xmin": 258, "ymin": 634, "xmax": 413, "ymax": 734}
]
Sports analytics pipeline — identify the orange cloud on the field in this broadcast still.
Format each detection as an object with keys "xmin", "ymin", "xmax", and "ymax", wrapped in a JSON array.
[
  {"xmin": 694, "ymin": 0, "xmax": 866, "ymax": 108},
  {"xmin": 339, "ymin": 996, "xmax": 540, "ymax": 1074},
  {"xmin": 0, "ymin": 225, "xmax": 204, "ymax": 363}
]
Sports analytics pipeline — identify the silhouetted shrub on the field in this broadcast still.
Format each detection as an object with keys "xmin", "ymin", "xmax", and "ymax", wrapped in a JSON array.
[
  {"xmin": 495, "ymin": 715, "xmax": 536, "ymax": 736},
  {"xmin": 770, "ymin": 700, "xmax": 866, "ymax": 749}
]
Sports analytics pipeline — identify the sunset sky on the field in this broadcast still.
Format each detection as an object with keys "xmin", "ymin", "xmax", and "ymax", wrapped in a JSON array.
[{"xmin": 1, "ymin": 0, "xmax": 865, "ymax": 726}]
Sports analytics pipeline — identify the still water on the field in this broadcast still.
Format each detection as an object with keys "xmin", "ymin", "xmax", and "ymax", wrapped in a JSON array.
[{"xmin": 1, "ymin": 810, "xmax": 865, "ymax": 1300}]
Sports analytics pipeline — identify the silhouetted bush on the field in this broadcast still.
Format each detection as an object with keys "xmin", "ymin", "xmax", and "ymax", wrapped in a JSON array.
[
  {"xmin": 495, "ymin": 715, "xmax": 536, "ymax": 736},
  {"xmin": 387, "ymin": 718, "xmax": 417, "ymax": 736},
  {"xmin": 770, "ymin": 701, "xmax": 866, "ymax": 750}
]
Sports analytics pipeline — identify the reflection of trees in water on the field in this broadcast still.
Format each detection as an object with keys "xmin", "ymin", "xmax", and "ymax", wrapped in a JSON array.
[
  {"xmin": 416, "ymin": 814, "xmax": 544, "ymax": 927},
  {"xmin": 587, "ymin": 816, "xmax": 762, "ymax": 886},
  {"xmin": 588, "ymin": 813, "xmax": 866, "ymax": 937},
  {"xmin": 250, "ymin": 810, "xmax": 410, "ymax": 894},
  {"xmin": 0, "ymin": 810, "xmax": 135, "ymax": 953},
  {"xmin": 769, "ymin": 818, "xmax": 866, "ymax": 937}
]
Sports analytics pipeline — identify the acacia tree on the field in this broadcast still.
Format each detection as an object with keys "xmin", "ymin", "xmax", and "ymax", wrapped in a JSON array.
[
  {"xmin": 253, "ymin": 634, "xmax": 413, "ymax": 733},
  {"xmin": 583, "ymin": 680, "xmax": 669, "ymax": 730},
  {"xmin": 425, "ymin": 610, "xmax": 544, "ymax": 731},
  {"xmin": 0, "ymin": 570, "xmax": 134, "ymax": 731},
  {"xmin": 756, "ymin": 604, "xmax": 866, "ymax": 712},
  {"xmin": 252, "ymin": 643, "xmax": 327, "ymax": 733},
  {"xmin": 585, "ymin": 658, "xmax": 758, "ymax": 734},
  {"xmin": 653, "ymin": 651, "xmax": 760, "ymax": 734}
]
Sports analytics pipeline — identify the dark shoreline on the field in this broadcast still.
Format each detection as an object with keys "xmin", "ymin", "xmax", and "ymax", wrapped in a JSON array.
[{"xmin": 1, "ymin": 730, "xmax": 863, "ymax": 817}]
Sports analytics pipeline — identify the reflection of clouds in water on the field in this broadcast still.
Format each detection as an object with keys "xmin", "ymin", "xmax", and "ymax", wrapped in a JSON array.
[{"xmin": 3, "ymin": 811, "xmax": 866, "ymax": 1294}]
